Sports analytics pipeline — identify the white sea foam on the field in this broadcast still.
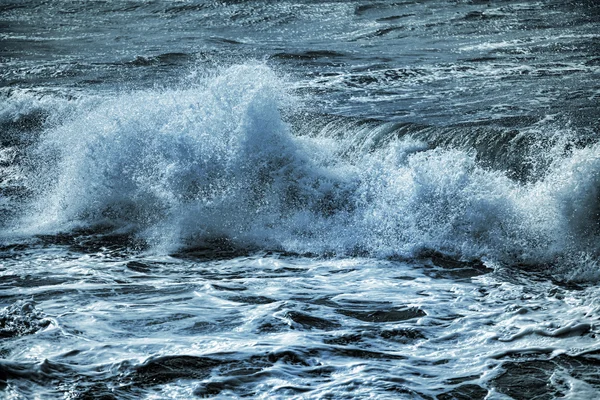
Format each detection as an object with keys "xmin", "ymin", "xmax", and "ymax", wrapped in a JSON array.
[{"xmin": 4, "ymin": 64, "xmax": 599, "ymax": 276}]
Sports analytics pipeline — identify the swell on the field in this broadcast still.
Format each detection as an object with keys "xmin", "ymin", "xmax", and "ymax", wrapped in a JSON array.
[
  {"xmin": 1, "ymin": 64, "xmax": 598, "ymax": 278},
  {"xmin": 290, "ymin": 112, "xmax": 600, "ymax": 183}
]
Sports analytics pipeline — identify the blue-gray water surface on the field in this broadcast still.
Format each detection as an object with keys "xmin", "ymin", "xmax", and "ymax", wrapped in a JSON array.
[{"xmin": 1, "ymin": 1, "xmax": 600, "ymax": 398}]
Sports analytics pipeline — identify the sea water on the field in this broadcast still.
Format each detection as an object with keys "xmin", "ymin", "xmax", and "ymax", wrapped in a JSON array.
[{"xmin": 1, "ymin": 1, "xmax": 599, "ymax": 398}]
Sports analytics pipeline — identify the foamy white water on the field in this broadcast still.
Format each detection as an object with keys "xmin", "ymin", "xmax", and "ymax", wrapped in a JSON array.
[{"xmin": 2, "ymin": 250, "xmax": 600, "ymax": 399}]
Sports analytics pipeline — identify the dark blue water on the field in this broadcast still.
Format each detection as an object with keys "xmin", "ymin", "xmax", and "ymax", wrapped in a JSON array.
[{"xmin": 1, "ymin": 1, "xmax": 599, "ymax": 398}]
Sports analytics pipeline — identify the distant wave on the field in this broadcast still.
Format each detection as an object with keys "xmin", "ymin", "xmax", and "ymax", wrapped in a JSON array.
[{"xmin": 1, "ymin": 64, "xmax": 598, "ymax": 279}]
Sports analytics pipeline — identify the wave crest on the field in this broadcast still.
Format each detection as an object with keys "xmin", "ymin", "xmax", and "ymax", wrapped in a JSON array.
[{"xmin": 4, "ymin": 64, "xmax": 599, "ymax": 277}]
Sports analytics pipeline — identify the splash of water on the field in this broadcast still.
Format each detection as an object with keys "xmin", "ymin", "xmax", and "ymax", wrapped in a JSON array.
[{"xmin": 3, "ymin": 64, "xmax": 599, "ymax": 277}]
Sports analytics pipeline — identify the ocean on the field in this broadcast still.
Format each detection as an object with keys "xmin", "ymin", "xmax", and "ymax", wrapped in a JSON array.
[{"xmin": 1, "ymin": 0, "xmax": 599, "ymax": 398}]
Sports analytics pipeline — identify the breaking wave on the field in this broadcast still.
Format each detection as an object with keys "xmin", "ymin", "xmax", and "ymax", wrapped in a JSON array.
[{"xmin": 1, "ymin": 64, "xmax": 598, "ymax": 277}]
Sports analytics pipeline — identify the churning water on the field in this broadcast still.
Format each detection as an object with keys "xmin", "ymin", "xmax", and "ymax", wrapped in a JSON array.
[{"xmin": 1, "ymin": 1, "xmax": 599, "ymax": 398}]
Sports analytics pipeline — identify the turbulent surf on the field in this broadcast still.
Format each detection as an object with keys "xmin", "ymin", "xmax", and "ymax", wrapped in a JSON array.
[{"xmin": 1, "ymin": 1, "xmax": 599, "ymax": 399}]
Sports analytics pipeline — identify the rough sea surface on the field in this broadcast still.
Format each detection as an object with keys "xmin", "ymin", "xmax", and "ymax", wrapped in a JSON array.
[{"xmin": 1, "ymin": 1, "xmax": 599, "ymax": 398}]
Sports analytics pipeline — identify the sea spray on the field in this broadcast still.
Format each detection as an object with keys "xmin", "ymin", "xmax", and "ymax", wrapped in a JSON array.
[{"xmin": 4, "ymin": 64, "xmax": 599, "ymax": 276}]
